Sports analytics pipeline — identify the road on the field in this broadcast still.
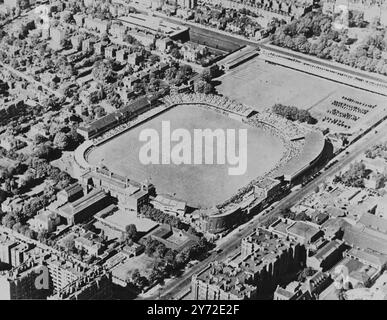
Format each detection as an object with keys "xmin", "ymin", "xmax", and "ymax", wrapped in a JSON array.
[{"xmin": 143, "ymin": 120, "xmax": 387, "ymax": 300}]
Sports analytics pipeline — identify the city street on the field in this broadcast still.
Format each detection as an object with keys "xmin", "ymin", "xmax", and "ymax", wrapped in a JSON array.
[{"xmin": 146, "ymin": 120, "xmax": 387, "ymax": 300}]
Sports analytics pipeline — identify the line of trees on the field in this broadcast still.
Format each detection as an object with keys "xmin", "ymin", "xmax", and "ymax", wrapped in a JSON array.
[
  {"xmin": 139, "ymin": 205, "xmax": 189, "ymax": 231},
  {"xmin": 272, "ymin": 103, "xmax": 316, "ymax": 124},
  {"xmin": 270, "ymin": 12, "xmax": 387, "ymax": 76}
]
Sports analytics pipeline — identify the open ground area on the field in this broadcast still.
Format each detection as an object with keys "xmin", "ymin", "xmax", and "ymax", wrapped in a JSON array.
[
  {"xmin": 101, "ymin": 210, "xmax": 158, "ymax": 234},
  {"xmin": 87, "ymin": 104, "xmax": 285, "ymax": 208},
  {"xmin": 217, "ymin": 56, "xmax": 387, "ymax": 134},
  {"xmin": 112, "ymin": 253, "xmax": 155, "ymax": 282},
  {"xmin": 217, "ymin": 57, "xmax": 343, "ymax": 111}
]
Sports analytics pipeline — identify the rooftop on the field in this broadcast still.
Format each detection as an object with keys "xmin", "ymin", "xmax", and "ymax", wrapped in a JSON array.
[{"xmin": 58, "ymin": 189, "xmax": 108, "ymax": 219}]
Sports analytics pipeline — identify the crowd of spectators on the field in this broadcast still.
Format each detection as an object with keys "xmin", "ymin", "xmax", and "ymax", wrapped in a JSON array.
[{"xmin": 163, "ymin": 93, "xmax": 253, "ymax": 117}]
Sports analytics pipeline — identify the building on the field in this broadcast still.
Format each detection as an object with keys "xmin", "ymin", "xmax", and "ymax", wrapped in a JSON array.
[
  {"xmin": 28, "ymin": 210, "xmax": 61, "ymax": 233},
  {"xmin": 198, "ymin": 206, "xmax": 242, "ymax": 234},
  {"xmin": 322, "ymin": 0, "xmax": 387, "ymax": 26},
  {"xmin": 358, "ymin": 212, "xmax": 387, "ymax": 235},
  {"xmin": 177, "ymin": 0, "xmax": 197, "ymax": 9},
  {"xmin": 345, "ymin": 271, "xmax": 387, "ymax": 300},
  {"xmin": 151, "ymin": 194, "xmax": 186, "ymax": 217},
  {"xmin": 74, "ymin": 231, "xmax": 105, "ymax": 256},
  {"xmin": 181, "ymin": 43, "xmax": 208, "ymax": 62},
  {"xmin": 1, "ymin": 196, "xmax": 24, "ymax": 214},
  {"xmin": 55, "ymin": 189, "xmax": 111, "ymax": 225},
  {"xmin": 50, "ymin": 27, "xmax": 66, "ymax": 49},
  {"xmin": 4, "ymin": 0, "xmax": 19, "ymax": 9},
  {"xmin": 307, "ymin": 240, "xmax": 346, "ymax": 271},
  {"xmin": 105, "ymin": 45, "xmax": 118, "ymax": 60},
  {"xmin": 192, "ymin": 228, "xmax": 305, "ymax": 299},
  {"xmin": 73, "ymin": 13, "xmax": 85, "ymax": 27},
  {"xmin": 117, "ymin": 13, "xmax": 188, "ymax": 39},
  {"xmin": 127, "ymin": 52, "xmax": 142, "ymax": 66},
  {"xmin": 0, "ymin": 236, "xmax": 18, "ymax": 266},
  {"xmin": 274, "ymin": 271, "xmax": 331, "ymax": 300},
  {"xmin": 94, "ymin": 42, "xmax": 106, "ymax": 56},
  {"xmin": 156, "ymin": 37, "xmax": 173, "ymax": 52},
  {"xmin": 254, "ymin": 177, "xmax": 282, "ymax": 206},
  {"xmin": 0, "ymin": 261, "xmax": 50, "ymax": 300},
  {"xmin": 10, "ymin": 242, "xmax": 31, "ymax": 267},
  {"xmin": 82, "ymin": 38, "xmax": 95, "ymax": 53},
  {"xmin": 109, "ymin": 23, "xmax": 127, "ymax": 40},
  {"xmin": 269, "ymin": 218, "xmax": 323, "ymax": 245},
  {"xmin": 365, "ymin": 173, "xmax": 385, "ymax": 190},
  {"xmin": 116, "ymin": 49, "xmax": 128, "ymax": 63},
  {"xmin": 145, "ymin": 224, "xmax": 199, "ymax": 252},
  {"xmin": 48, "ymin": 269, "xmax": 113, "ymax": 300},
  {"xmin": 80, "ymin": 167, "xmax": 152, "ymax": 212},
  {"xmin": 84, "ymin": 17, "xmax": 110, "ymax": 34},
  {"xmin": 57, "ymin": 183, "xmax": 84, "ymax": 205},
  {"xmin": 79, "ymin": 82, "xmax": 104, "ymax": 104},
  {"xmin": 71, "ymin": 35, "xmax": 84, "ymax": 50},
  {"xmin": 77, "ymin": 95, "xmax": 158, "ymax": 140},
  {"xmin": 45, "ymin": 256, "xmax": 84, "ymax": 293}
]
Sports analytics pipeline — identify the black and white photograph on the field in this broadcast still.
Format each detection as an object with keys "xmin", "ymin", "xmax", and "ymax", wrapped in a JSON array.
[{"xmin": 0, "ymin": 0, "xmax": 386, "ymax": 310}]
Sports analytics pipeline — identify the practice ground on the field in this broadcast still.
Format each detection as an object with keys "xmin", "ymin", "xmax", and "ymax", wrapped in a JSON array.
[
  {"xmin": 217, "ymin": 57, "xmax": 342, "ymax": 111},
  {"xmin": 87, "ymin": 104, "xmax": 285, "ymax": 208},
  {"xmin": 217, "ymin": 57, "xmax": 382, "ymax": 111},
  {"xmin": 217, "ymin": 56, "xmax": 387, "ymax": 133}
]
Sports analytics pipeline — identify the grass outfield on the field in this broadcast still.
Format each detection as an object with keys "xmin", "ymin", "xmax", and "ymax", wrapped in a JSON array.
[
  {"xmin": 87, "ymin": 104, "xmax": 285, "ymax": 208},
  {"xmin": 217, "ymin": 57, "xmax": 352, "ymax": 111},
  {"xmin": 217, "ymin": 56, "xmax": 387, "ymax": 134}
]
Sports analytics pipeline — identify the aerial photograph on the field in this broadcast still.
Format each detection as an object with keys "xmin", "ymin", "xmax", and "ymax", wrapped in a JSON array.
[{"xmin": 0, "ymin": 0, "xmax": 387, "ymax": 307}]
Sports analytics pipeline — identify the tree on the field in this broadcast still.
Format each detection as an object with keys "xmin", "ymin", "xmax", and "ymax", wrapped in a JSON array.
[
  {"xmin": 194, "ymin": 80, "xmax": 213, "ymax": 94},
  {"xmin": 131, "ymin": 269, "xmax": 141, "ymax": 283},
  {"xmin": 170, "ymin": 47, "xmax": 181, "ymax": 59},
  {"xmin": 200, "ymin": 68, "xmax": 213, "ymax": 82},
  {"xmin": 34, "ymin": 134, "xmax": 47, "ymax": 145},
  {"xmin": 0, "ymin": 190, "xmax": 8, "ymax": 204},
  {"xmin": 2, "ymin": 213, "xmax": 16, "ymax": 229},
  {"xmin": 33, "ymin": 143, "xmax": 54, "ymax": 160},
  {"xmin": 53, "ymin": 132, "xmax": 70, "ymax": 150},
  {"xmin": 149, "ymin": 54, "xmax": 160, "ymax": 65},
  {"xmin": 92, "ymin": 60, "xmax": 114, "ymax": 83},
  {"xmin": 125, "ymin": 224, "xmax": 137, "ymax": 242}
]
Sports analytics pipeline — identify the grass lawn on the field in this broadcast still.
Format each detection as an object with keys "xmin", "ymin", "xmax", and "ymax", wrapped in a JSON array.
[{"xmin": 88, "ymin": 104, "xmax": 285, "ymax": 208}]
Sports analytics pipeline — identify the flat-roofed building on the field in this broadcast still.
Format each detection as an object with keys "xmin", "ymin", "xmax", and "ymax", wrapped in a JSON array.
[
  {"xmin": 10, "ymin": 243, "xmax": 31, "ymax": 267},
  {"xmin": 48, "ymin": 269, "xmax": 113, "ymax": 300},
  {"xmin": 145, "ymin": 224, "xmax": 199, "ymax": 252},
  {"xmin": 80, "ymin": 167, "xmax": 152, "ymax": 212},
  {"xmin": 77, "ymin": 95, "xmax": 157, "ymax": 140},
  {"xmin": 74, "ymin": 231, "xmax": 105, "ymax": 256},
  {"xmin": 0, "ymin": 236, "xmax": 18, "ymax": 266},
  {"xmin": 46, "ymin": 256, "xmax": 84, "ymax": 293},
  {"xmin": 57, "ymin": 183, "xmax": 84, "ymax": 204},
  {"xmin": 0, "ymin": 261, "xmax": 50, "ymax": 300},
  {"xmin": 307, "ymin": 240, "xmax": 346, "ymax": 271},
  {"xmin": 269, "ymin": 218, "xmax": 323, "ymax": 245},
  {"xmin": 151, "ymin": 194, "xmax": 186, "ymax": 217},
  {"xmin": 56, "ymin": 189, "xmax": 111, "ymax": 225},
  {"xmin": 274, "ymin": 271, "xmax": 331, "ymax": 300},
  {"xmin": 192, "ymin": 228, "xmax": 305, "ymax": 299}
]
